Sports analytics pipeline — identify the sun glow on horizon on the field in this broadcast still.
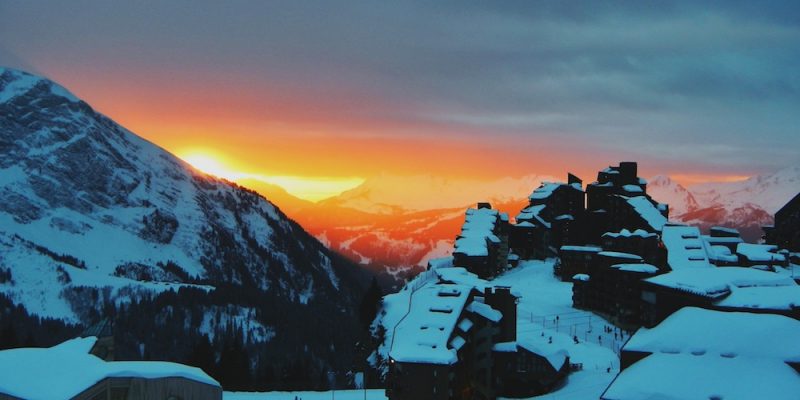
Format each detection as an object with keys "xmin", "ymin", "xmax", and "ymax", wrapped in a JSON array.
[{"xmin": 177, "ymin": 150, "xmax": 364, "ymax": 202}]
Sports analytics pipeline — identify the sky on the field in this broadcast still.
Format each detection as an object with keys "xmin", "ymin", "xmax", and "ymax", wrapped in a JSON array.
[{"xmin": 1, "ymin": 1, "xmax": 798, "ymax": 201}]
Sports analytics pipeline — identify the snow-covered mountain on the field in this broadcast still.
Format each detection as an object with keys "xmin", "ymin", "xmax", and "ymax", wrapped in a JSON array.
[
  {"xmin": 646, "ymin": 167, "xmax": 799, "ymax": 241},
  {"xmin": 320, "ymin": 173, "xmax": 554, "ymax": 214},
  {"xmin": 0, "ymin": 68, "xmax": 369, "ymax": 374},
  {"xmin": 646, "ymin": 175, "xmax": 700, "ymax": 217}
]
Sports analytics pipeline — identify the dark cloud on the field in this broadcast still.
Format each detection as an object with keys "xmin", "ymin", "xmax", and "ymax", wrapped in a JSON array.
[{"xmin": 1, "ymin": 0, "xmax": 798, "ymax": 173}]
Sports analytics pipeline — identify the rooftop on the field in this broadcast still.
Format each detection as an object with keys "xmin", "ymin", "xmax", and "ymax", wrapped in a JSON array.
[
  {"xmin": 661, "ymin": 225, "xmax": 713, "ymax": 271},
  {"xmin": 607, "ymin": 307, "xmax": 800, "ymax": 400},
  {"xmin": 645, "ymin": 267, "xmax": 796, "ymax": 299},
  {"xmin": 0, "ymin": 337, "xmax": 219, "ymax": 400},
  {"xmin": 389, "ymin": 284, "xmax": 472, "ymax": 365},
  {"xmin": 625, "ymin": 196, "xmax": 667, "ymax": 232}
]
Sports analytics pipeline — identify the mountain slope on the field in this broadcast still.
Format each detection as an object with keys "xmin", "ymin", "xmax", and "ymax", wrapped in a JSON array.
[
  {"xmin": 0, "ymin": 68, "xmax": 369, "ymax": 381},
  {"xmin": 646, "ymin": 167, "xmax": 799, "ymax": 242}
]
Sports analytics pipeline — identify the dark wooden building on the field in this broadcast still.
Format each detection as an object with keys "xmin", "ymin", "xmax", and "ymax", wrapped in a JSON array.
[
  {"xmin": 512, "ymin": 174, "xmax": 585, "ymax": 259},
  {"xmin": 764, "ymin": 192, "xmax": 800, "ymax": 252}
]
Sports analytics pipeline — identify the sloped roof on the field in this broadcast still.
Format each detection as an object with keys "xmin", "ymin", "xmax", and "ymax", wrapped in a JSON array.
[{"xmin": 0, "ymin": 337, "xmax": 219, "ymax": 400}]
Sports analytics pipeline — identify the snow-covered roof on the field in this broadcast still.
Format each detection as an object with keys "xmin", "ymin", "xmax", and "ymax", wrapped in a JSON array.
[
  {"xmin": 435, "ymin": 267, "xmax": 488, "ymax": 292},
  {"xmin": 707, "ymin": 245, "xmax": 739, "ymax": 263},
  {"xmin": 516, "ymin": 204, "xmax": 550, "ymax": 228},
  {"xmin": 644, "ymin": 267, "xmax": 796, "ymax": 299},
  {"xmin": 608, "ymin": 308, "xmax": 800, "ymax": 399},
  {"xmin": 602, "ymin": 229, "xmax": 657, "ymax": 239},
  {"xmin": 466, "ymin": 301, "xmax": 502, "ymax": 322},
  {"xmin": 389, "ymin": 284, "xmax": 472, "ymax": 365},
  {"xmin": 622, "ymin": 185, "xmax": 643, "ymax": 193},
  {"xmin": 625, "ymin": 196, "xmax": 667, "ymax": 231},
  {"xmin": 612, "ymin": 264, "xmax": 659, "ymax": 274},
  {"xmin": 529, "ymin": 182, "xmax": 571, "ymax": 201},
  {"xmin": 573, "ymin": 274, "xmax": 590, "ymax": 281},
  {"xmin": 454, "ymin": 207, "xmax": 504, "ymax": 257},
  {"xmin": 428, "ymin": 256, "xmax": 454, "ymax": 271},
  {"xmin": 661, "ymin": 225, "xmax": 713, "ymax": 271},
  {"xmin": 0, "ymin": 337, "xmax": 220, "ymax": 400},
  {"xmin": 624, "ymin": 307, "xmax": 800, "ymax": 360},
  {"xmin": 560, "ymin": 245, "xmax": 603, "ymax": 253},
  {"xmin": 715, "ymin": 285, "xmax": 800, "ymax": 310},
  {"xmin": 737, "ymin": 243, "xmax": 786, "ymax": 263},
  {"xmin": 492, "ymin": 340, "xmax": 568, "ymax": 371},
  {"xmin": 598, "ymin": 251, "xmax": 643, "ymax": 261},
  {"xmin": 602, "ymin": 352, "xmax": 800, "ymax": 400}
]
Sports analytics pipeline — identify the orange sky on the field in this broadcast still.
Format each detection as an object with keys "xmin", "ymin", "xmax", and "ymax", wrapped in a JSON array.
[{"xmin": 36, "ymin": 67, "xmax": 753, "ymax": 201}]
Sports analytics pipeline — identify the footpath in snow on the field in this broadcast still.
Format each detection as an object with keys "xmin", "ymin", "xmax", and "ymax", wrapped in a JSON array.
[{"xmin": 491, "ymin": 260, "xmax": 622, "ymax": 400}]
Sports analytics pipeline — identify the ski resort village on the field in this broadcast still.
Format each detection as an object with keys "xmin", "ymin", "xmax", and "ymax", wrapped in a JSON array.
[{"xmin": 6, "ymin": 139, "xmax": 799, "ymax": 400}]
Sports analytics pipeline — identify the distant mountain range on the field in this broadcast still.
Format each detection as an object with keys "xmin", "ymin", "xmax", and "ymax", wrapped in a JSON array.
[
  {"xmin": 260, "ymin": 167, "xmax": 797, "ymax": 285},
  {"xmin": 648, "ymin": 166, "xmax": 799, "ymax": 241},
  {"xmin": 0, "ymin": 68, "xmax": 370, "ymax": 383}
]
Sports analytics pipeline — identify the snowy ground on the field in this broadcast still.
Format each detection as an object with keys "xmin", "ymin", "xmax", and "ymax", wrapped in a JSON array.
[
  {"xmin": 374, "ymin": 259, "xmax": 623, "ymax": 399},
  {"xmin": 225, "ymin": 390, "xmax": 387, "ymax": 400},
  {"xmin": 492, "ymin": 260, "xmax": 622, "ymax": 400}
]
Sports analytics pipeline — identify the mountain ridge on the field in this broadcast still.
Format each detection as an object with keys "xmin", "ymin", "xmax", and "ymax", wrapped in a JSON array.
[{"xmin": 0, "ymin": 67, "xmax": 370, "ymax": 384}]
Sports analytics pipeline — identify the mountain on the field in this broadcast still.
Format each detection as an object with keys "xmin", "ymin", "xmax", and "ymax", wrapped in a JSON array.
[
  {"xmin": 268, "ymin": 173, "xmax": 540, "ymax": 288},
  {"xmin": 0, "ymin": 68, "xmax": 370, "ymax": 387},
  {"xmin": 319, "ymin": 173, "xmax": 554, "ymax": 215},
  {"xmin": 646, "ymin": 167, "xmax": 799, "ymax": 242},
  {"xmin": 646, "ymin": 175, "xmax": 700, "ymax": 216}
]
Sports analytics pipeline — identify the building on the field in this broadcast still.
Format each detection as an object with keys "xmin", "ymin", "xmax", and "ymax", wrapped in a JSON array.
[
  {"xmin": 0, "ymin": 337, "xmax": 222, "ymax": 400},
  {"xmin": 602, "ymin": 307, "xmax": 800, "ymax": 400},
  {"xmin": 453, "ymin": 204, "xmax": 510, "ymax": 279},
  {"xmin": 387, "ymin": 283, "xmax": 503, "ymax": 400},
  {"xmin": 736, "ymin": 243, "xmax": 789, "ymax": 269},
  {"xmin": 600, "ymin": 229, "xmax": 665, "ymax": 267},
  {"xmin": 555, "ymin": 245, "xmax": 602, "ymax": 281},
  {"xmin": 387, "ymin": 267, "xmax": 569, "ymax": 400},
  {"xmin": 584, "ymin": 162, "xmax": 668, "ymax": 242},
  {"xmin": 511, "ymin": 174, "xmax": 584, "ymax": 259},
  {"xmin": 660, "ymin": 225, "xmax": 714, "ymax": 272},
  {"xmin": 491, "ymin": 339, "xmax": 569, "ymax": 398},
  {"xmin": 702, "ymin": 227, "xmax": 744, "ymax": 267},
  {"xmin": 570, "ymin": 250, "xmax": 658, "ymax": 327},
  {"xmin": 640, "ymin": 267, "xmax": 800, "ymax": 326},
  {"xmin": 764, "ymin": 192, "xmax": 800, "ymax": 253}
]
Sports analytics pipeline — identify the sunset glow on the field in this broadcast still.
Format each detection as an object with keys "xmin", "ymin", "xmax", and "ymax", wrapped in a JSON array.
[{"xmin": 178, "ymin": 150, "xmax": 363, "ymax": 202}]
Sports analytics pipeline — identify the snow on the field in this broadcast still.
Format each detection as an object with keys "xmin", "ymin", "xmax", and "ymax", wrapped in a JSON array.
[
  {"xmin": 606, "ymin": 308, "xmax": 800, "ymax": 400},
  {"xmin": 624, "ymin": 196, "xmax": 667, "ymax": 231},
  {"xmin": 597, "ymin": 251, "xmax": 642, "ymax": 261},
  {"xmin": 453, "ymin": 207, "xmax": 504, "ymax": 257},
  {"xmin": 737, "ymin": 243, "xmax": 786, "ymax": 263},
  {"xmin": 466, "ymin": 300, "xmax": 503, "ymax": 323},
  {"xmin": 622, "ymin": 185, "xmax": 642, "ymax": 193},
  {"xmin": 530, "ymin": 182, "xmax": 570, "ymax": 201},
  {"xmin": 516, "ymin": 204, "xmax": 550, "ymax": 228},
  {"xmin": 661, "ymin": 225, "xmax": 713, "ymax": 271},
  {"xmin": 493, "ymin": 340, "xmax": 568, "ymax": 370},
  {"xmin": 602, "ymin": 353, "xmax": 800, "ymax": 400},
  {"xmin": 601, "ymin": 229, "xmax": 656, "ymax": 239},
  {"xmin": 427, "ymin": 256, "xmax": 454, "ymax": 271},
  {"xmin": 225, "ymin": 390, "xmax": 387, "ymax": 400},
  {"xmin": 645, "ymin": 267, "xmax": 797, "ymax": 299},
  {"xmin": 375, "ymin": 259, "xmax": 622, "ymax": 399},
  {"xmin": 573, "ymin": 274, "xmax": 590, "ymax": 282},
  {"xmin": 611, "ymin": 264, "xmax": 658, "ymax": 274},
  {"xmin": 388, "ymin": 284, "xmax": 471, "ymax": 364},
  {"xmin": 716, "ymin": 285, "xmax": 800, "ymax": 310},
  {"xmin": 0, "ymin": 337, "xmax": 219, "ymax": 400},
  {"xmin": 560, "ymin": 245, "xmax": 602, "ymax": 252}
]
